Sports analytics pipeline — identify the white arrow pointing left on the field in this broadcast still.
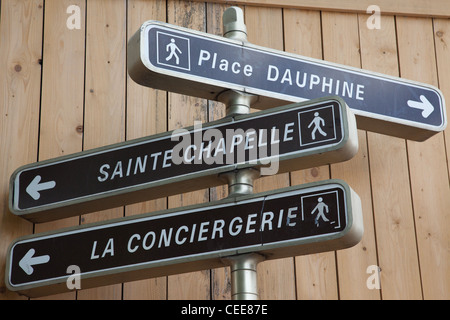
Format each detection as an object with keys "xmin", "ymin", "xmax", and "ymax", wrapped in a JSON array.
[
  {"xmin": 26, "ymin": 175, "xmax": 56, "ymax": 200},
  {"xmin": 19, "ymin": 248, "xmax": 50, "ymax": 275}
]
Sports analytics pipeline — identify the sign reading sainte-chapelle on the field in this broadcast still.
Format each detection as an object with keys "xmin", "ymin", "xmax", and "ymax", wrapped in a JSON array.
[
  {"xmin": 6, "ymin": 180, "xmax": 363, "ymax": 298},
  {"xmin": 128, "ymin": 20, "xmax": 446, "ymax": 141}
]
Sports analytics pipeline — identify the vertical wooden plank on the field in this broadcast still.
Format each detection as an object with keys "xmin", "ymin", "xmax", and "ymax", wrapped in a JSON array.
[
  {"xmin": 245, "ymin": 6, "xmax": 296, "ymax": 300},
  {"xmin": 33, "ymin": 0, "xmax": 86, "ymax": 300},
  {"xmin": 283, "ymin": 9, "xmax": 322, "ymax": 59},
  {"xmin": 166, "ymin": 0, "xmax": 211, "ymax": 300},
  {"xmin": 433, "ymin": 19, "xmax": 450, "ymax": 300},
  {"xmin": 434, "ymin": 19, "xmax": 450, "ymax": 185},
  {"xmin": 188, "ymin": 0, "xmax": 450, "ymax": 18},
  {"xmin": 359, "ymin": 14, "xmax": 417, "ymax": 300},
  {"xmin": 123, "ymin": 0, "xmax": 167, "ymax": 300},
  {"xmin": 0, "ymin": 0, "xmax": 43, "ymax": 300},
  {"xmin": 284, "ymin": 9, "xmax": 338, "ymax": 300},
  {"xmin": 77, "ymin": 0, "xmax": 127, "ymax": 300},
  {"xmin": 206, "ymin": 2, "xmax": 232, "ymax": 300},
  {"xmin": 37, "ymin": 0, "xmax": 85, "ymax": 162},
  {"xmin": 321, "ymin": 12, "xmax": 379, "ymax": 300},
  {"xmin": 397, "ymin": 16, "xmax": 449, "ymax": 300}
]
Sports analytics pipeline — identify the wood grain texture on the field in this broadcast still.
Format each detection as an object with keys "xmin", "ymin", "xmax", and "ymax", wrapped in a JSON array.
[
  {"xmin": 77, "ymin": 0, "xmax": 127, "ymax": 300},
  {"xmin": 0, "ymin": 0, "xmax": 448, "ymax": 300},
  {"xmin": 166, "ymin": 0, "xmax": 211, "ymax": 300},
  {"xmin": 321, "ymin": 12, "xmax": 378, "ymax": 300},
  {"xmin": 123, "ymin": 0, "xmax": 168, "ymax": 300},
  {"xmin": 205, "ymin": 2, "xmax": 233, "ymax": 301},
  {"xmin": 244, "ymin": 6, "xmax": 296, "ymax": 300},
  {"xmin": 434, "ymin": 19, "xmax": 450, "ymax": 188},
  {"xmin": 283, "ymin": 9, "xmax": 338, "ymax": 300},
  {"xmin": 0, "ymin": 0, "xmax": 44, "ymax": 300},
  {"xmin": 396, "ymin": 16, "xmax": 450, "ymax": 300},
  {"xmin": 190, "ymin": 0, "xmax": 450, "ymax": 18},
  {"xmin": 33, "ymin": 0, "xmax": 86, "ymax": 300},
  {"xmin": 432, "ymin": 19, "xmax": 450, "ymax": 300},
  {"xmin": 359, "ymin": 14, "xmax": 419, "ymax": 300}
]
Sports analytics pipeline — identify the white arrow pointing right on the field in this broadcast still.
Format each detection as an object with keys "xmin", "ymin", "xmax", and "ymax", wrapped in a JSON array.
[
  {"xmin": 19, "ymin": 248, "xmax": 50, "ymax": 275},
  {"xmin": 407, "ymin": 95, "xmax": 434, "ymax": 119}
]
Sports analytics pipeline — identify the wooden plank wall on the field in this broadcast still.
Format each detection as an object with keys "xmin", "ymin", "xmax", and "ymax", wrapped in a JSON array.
[
  {"xmin": 0, "ymin": 0, "xmax": 449, "ymax": 300},
  {"xmin": 191, "ymin": 0, "xmax": 450, "ymax": 18}
]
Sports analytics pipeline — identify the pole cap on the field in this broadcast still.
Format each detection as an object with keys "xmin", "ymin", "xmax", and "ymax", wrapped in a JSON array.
[{"xmin": 223, "ymin": 6, "xmax": 247, "ymax": 41}]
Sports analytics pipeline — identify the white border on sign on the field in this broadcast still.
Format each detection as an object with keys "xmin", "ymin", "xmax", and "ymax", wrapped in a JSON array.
[
  {"xmin": 9, "ymin": 183, "xmax": 347, "ymax": 288},
  {"xmin": 141, "ymin": 21, "xmax": 446, "ymax": 132},
  {"xmin": 13, "ymin": 100, "xmax": 345, "ymax": 212},
  {"xmin": 156, "ymin": 31, "xmax": 191, "ymax": 71},
  {"xmin": 300, "ymin": 190, "xmax": 341, "ymax": 229},
  {"xmin": 298, "ymin": 105, "xmax": 337, "ymax": 147}
]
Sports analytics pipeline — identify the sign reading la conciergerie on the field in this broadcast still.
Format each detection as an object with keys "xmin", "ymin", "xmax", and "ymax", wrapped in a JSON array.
[{"xmin": 6, "ymin": 180, "xmax": 363, "ymax": 297}]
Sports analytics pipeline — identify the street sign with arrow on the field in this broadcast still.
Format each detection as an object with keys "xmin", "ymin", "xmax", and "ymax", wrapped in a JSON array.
[
  {"xmin": 10, "ymin": 97, "xmax": 357, "ymax": 223},
  {"xmin": 128, "ymin": 20, "xmax": 447, "ymax": 141},
  {"xmin": 6, "ymin": 179, "xmax": 363, "ymax": 298},
  {"xmin": 25, "ymin": 176, "xmax": 56, "ymax": 201},
  {"xmin": 18, "ymin": 249, "xmax": 50, "ymax": 276}
]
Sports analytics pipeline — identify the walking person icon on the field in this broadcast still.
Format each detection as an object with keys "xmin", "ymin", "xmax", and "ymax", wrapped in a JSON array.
[
  {"xmin": 311, "ymin": 197, "xmax": 329, "ymax": 227},
  {"xmin": 308, "ymin": 112, "xmax": 327, "ymax": 140},
  {"xmin": 166, "ymin": 38, "xmax": 182, "ymax": 65}
]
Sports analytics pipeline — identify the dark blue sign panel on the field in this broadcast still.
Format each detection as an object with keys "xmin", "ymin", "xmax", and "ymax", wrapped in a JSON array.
[
  {"xmin": 6, "ymin": 180, "xmax": 363, "ymax": 297},
  {"xmin": 128, "ymin": 21, "xmax": 446, "ymax": 141}
]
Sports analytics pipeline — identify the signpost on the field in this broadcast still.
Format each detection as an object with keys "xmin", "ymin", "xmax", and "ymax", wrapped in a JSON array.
[
  {"xmin": 6, "ymin": 179, "xmax": 363, "ymax": 298},
  {"xmin": 128, "ymin": 20, "xmax": 446, "ymax": 141},
  {"xmin": 5, "ymin": 7, "xmax": 365, "ymax": 300},
  {"xmin": 10, "ymin": 97, "xmax": 357, "ymax": 223}
]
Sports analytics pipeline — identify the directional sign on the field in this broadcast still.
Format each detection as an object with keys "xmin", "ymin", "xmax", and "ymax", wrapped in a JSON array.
[
  {"xmin": 9, "ymin": 97, "xmax": 357, "ymax": 223},
  {"xmin": 128, "ymin": 20, "xmax": 447, "ymax": 141},
  {"xmin": 6, "ymin": 179, "xmax": 363, "ymax": 298}
]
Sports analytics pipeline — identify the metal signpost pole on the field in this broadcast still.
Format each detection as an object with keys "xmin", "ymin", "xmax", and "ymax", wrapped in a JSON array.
[{"xmin": 219, "ymin": 7, "xmax": 265, "ymax": 300}]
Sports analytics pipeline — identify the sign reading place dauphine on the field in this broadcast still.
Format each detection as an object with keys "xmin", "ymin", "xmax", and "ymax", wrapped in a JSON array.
[
  {"xmin": 6, "ymin": 180, "xmax": 363, "ymax": 298},
  {"xmin": 10, "ymin": 97, "xmax": 357, "ymax": 223},
  {"xmin": 128, "ymin": 20, "xmax": 447, "ymax": 141}
]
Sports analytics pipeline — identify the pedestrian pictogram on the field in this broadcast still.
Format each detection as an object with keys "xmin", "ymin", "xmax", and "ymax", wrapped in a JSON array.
[
  {"xmin": 311, "ymin": 197, "xmax": 329, "ymax": 227},
  {"xmin": 156, "ymin": 31, "xmax": 191, "ymax": 71},
  {"xmin": 300, "ymin": 188, "xmax": 344, "ymax": 230},
  {"xmin": 298, "ymin": 105, "xmax": 337, "ymax": 147},
  {"xmin": 166, "ymin": 38, "xmax": 182, "ymax": 65},
  {"xmin": 309, "ymin": 112, "xmax": 327, "ymax": 140}
]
